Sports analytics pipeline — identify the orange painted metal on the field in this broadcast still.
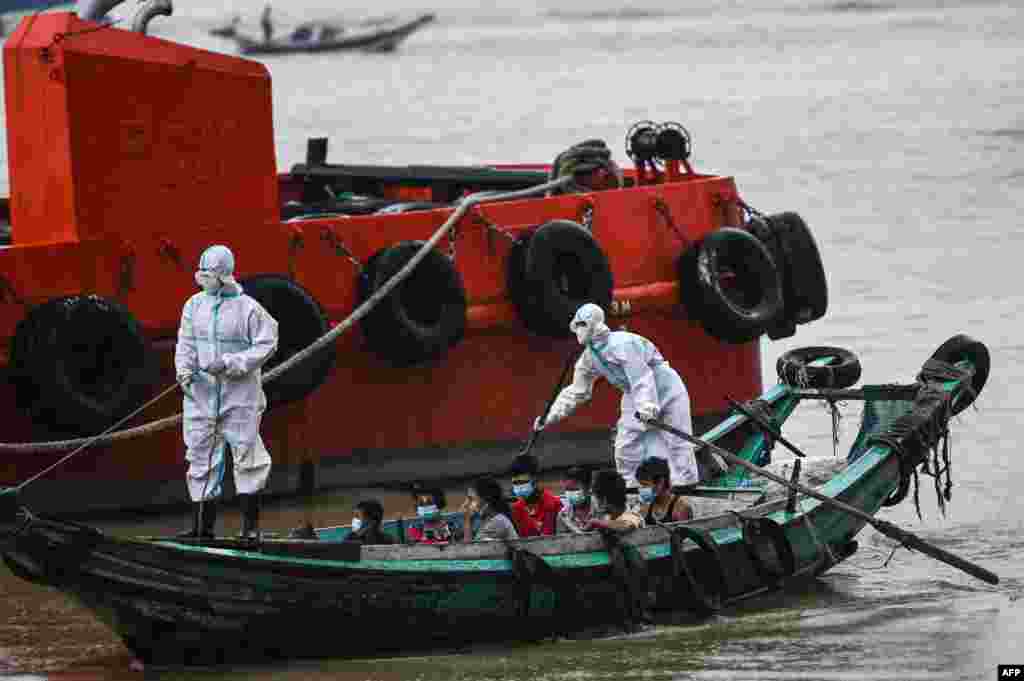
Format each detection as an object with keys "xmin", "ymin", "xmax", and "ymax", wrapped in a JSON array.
[{"xmin": 0, "ymin": 14, "xmax": 762, "ymax": 506}]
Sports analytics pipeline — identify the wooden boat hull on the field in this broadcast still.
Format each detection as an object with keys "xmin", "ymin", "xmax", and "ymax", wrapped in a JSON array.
[
  {"xmin": 0, "ymin": 451, "xmax": 884, "ymax": 664},
  {"xmin": 1, "ymin": 341, "xmax": 985, "ymax": 664}
]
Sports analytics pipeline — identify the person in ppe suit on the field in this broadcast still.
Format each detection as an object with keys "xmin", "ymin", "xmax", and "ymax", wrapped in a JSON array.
[
  {"xmin": 174, "ymin": 245, "xmax": 279, "ymax": 539},
  {"xmin": 533, "ymin": 302, "xmax": 699, "ymax": 489}
]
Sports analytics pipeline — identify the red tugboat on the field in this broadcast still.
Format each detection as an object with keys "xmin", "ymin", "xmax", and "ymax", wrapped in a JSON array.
[{"xmin": 0, "ymin": 8, "xmax": 827, "ymax": 514}]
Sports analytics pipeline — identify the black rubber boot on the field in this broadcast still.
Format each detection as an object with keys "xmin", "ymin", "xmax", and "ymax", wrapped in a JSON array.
[
  {"xmin": 239, "ymin": 494, "xmax": 260, "ymax": 540},
  {"xmin": 198, "ymin": 499, "xmax": 217, "ymax": 539},
  {"xmin": 177, "ymin": 503, "xmax": 200, "ymax": 539}
]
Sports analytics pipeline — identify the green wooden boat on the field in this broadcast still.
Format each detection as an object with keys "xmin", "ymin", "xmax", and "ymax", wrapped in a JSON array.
[{"xmin": 0, "ymin": 336, "xmax": 991, "ymax": 665}]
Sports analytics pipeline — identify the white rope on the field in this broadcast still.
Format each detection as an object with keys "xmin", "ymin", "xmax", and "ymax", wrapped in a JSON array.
[{"xmin": 0, "ymin": 176, "xmax": 573, "ymax": 459}]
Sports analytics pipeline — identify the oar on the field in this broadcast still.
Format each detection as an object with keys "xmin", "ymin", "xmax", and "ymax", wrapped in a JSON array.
[
  {"xmin": 639, "ymin": 414, "xmax": 1000, "ymax": 586},
  {"xmin": 521, "ymin": 348, "xmax": 581, "ymax": 457},
  {"xmin": 725, "ymin": 395, "xmax": 804, "ymax": 458}
]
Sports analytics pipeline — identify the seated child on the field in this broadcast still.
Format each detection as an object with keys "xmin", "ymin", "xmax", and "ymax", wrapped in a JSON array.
[{"xmin": 406, "ymin": 484, "xmax": 455, "ymax": 544}]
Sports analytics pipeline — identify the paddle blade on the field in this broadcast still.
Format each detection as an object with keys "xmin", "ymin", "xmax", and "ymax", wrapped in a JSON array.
[{"xmin": 875, "ymin": 520, "xmax": 999, "ymax": 585}]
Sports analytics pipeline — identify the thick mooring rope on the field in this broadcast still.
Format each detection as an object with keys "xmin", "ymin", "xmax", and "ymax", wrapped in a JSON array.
[{"xmin": 0, "ymin": 176, "xmax": 574, "ymax": 463}]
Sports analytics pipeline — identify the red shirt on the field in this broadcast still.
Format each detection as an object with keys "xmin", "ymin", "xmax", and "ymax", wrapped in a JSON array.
[
  {"xmin": 511, "ymin": 489, "xmax": 562, "ymax": 537},
  {"xmin": 406, "ymin": 520, "xmax": 454, "ymax": 544}
]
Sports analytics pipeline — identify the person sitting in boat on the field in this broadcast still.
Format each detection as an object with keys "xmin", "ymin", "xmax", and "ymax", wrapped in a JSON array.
[
  {"xmin": 556, "ymin": 465, "xmax": 596, "ymax": 534},
  {"xmin": 347, "ymin": 499, "xmax": 394, "ymax": 545},
  {"xmin": 406, "ymin": 484, "xmax": 455, "ymax": 544},
  {"xmin": 508, "ymin": 453, "xmax": 562, "ymax": 537},
  {"xmin": 585, "ymin": 469, "xmax": 644, "ymax": 532},
  {"xmin": 460, "ymin": 476, "xmax": 519, "ymax": 542},
  {"xmin": 635, "ymin": 456, "xmax": 692, "ymax": 526},
  {"xmin": 260, "ymin": 4, "xmax": 274, "ymax": 43},
  {"xmin": 175, "ymin": 245, "xmax": 279, "ymax": 540},
  {"xmin": 533, "ymin": 302, "xmax": 699, "ymax": 490}
]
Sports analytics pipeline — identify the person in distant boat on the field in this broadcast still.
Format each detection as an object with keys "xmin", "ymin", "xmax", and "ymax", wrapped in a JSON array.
[
  {"xmin": 347, "ymin": 499, "xmax": 394, "ymax": 545},
  {"xmin": 460, "ymin": 476, "xmax": 519, "ymax": 542},
  {"xmin": 586, "ymin": 469, "xmax": 644, "ymax": 532},
  {"xmin": 635, "ymin": 456, "xmax": 692, "ymax": 526},
  {"xmin": 260, "ymin": 4, "xmax": 274, "ymax": 43},
  {"xmin": 508, "ymin": 453, "xmax": 562, "ymax": 537},
  {"xmin": 406, "ymin": 484, "xmax": 455, "ymax": 544},
  {"xmin": 556, "ymin": 466, "xmax": 596, "ymax": 534},
  {"xmin": 175, "ymin": 245, "xmax": 279, "ymax": 539},
  {"xmin": 533, "ymin": 302, "xmax": 699, "ymax": 489}
]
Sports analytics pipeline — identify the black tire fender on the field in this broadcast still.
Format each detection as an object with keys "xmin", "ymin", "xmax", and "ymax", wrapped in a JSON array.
[
  {"xmin": 238, "ymin": 275, "xmax": 337, "ymax": 406},
  {"xmin": 766, "ymin": 212, "xmax": 828, "ymax": 332},
  {"xmin": 741, "ymin": 517, "xmax": 796, "ymax": 581},
  {"xmin": 10, "ymin": 294, "xmax": 154, "ymax": 436},
  {"xmin": 669, "ymin": 526, "xmax": 725, "ymax": 615},
  {"xmin": 506, "ymin": 220, "xmax": 614, "ymax": 338},
  {"xmin": 919, "ymin": 334, "xmax": 990, "ymax": 415},
  {"xmin": 678, "ymin": 227, "xmax": 783, "ymax": 344},
  {"xmin": 777, "ymin": 346, "xmax": 862, "ymax": 389},
  {"xmin": 745, "ymin": 215, "xmax": 795, "ymax": 341},
  {"xmin": 358, "ymin": 241, "xmax": 467, "ymax": 366}
]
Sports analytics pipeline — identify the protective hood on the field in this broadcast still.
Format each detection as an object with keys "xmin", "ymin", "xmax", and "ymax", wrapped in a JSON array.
[
  {"xmin": 570, "ymin": 303, "xmax": 610, "ymax": 346},
  {"xmin": 196, "ymin": 244, "xmax": 242, "ymax": 295}
]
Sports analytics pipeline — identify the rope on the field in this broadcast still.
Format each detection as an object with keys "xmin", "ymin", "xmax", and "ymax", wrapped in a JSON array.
[
  {"xmin": 14, "ymin": 382, "xmax": 181, "ymax": 490},
  {"xmin": 0, "ymin": 177, "xmax": 574, "ymax": 460},
  {"xmin": 547, "ymin": 140, "xmax": 622, "ymax": 196},
  {"xmin": 827, "ymin": 398, "xmax": 843, "ymax": 457},
  {"xmin": 652, "ymin": 198, "xmax": 689, "ymax": 247}
]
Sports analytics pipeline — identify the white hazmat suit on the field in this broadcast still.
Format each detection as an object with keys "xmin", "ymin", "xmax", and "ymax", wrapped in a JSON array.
[
  {"xmin": 175, "ymin": 245, "xmax": 279, "ymax": 505},
  {"xmin": 537, "ymin": 303, "xmax": 698, "ymax": 488}
]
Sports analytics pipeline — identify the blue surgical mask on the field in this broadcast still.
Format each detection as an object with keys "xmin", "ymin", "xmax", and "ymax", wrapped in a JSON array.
[
  {"xmin": 416, "ymin": 504, "xmax": 439, "ymax": 518},
  {"xmin": 351, "ymin": 517, "xmax": 363, "ymax": 533},
  {"xmin": 512, "ymin": 481, "xmax": 535, "ymax": 498},
  {"xmin": 638, "ymin": 486, "xmax": 656, "ymax": 504}
]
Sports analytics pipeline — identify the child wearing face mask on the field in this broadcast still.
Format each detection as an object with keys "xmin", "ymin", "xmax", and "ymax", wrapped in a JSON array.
[
  {"xmin": 556, "ymin": 466, "xmax": 596, "ymax": 534},
  {"xmin": 347, "ymin": 499, "xmax": 394, "ymax": 545},
  {"xmin": 635, "ymin": 456, "xmax": 693, "ymax": 526},
  {"xmin": 508, "ymin": 453, "xmax": 562, "ymax": 537},
  {"xmin": 406, "ymin": 485, "xmax": 455, "ymax": 544}
]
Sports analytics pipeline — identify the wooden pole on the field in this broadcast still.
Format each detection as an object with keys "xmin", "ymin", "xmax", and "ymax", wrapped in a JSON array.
[
  {"xmin": 642, "ymin": 415, "xmax": 999, "ymax": 586},
  {"xmin": 521, "ymin": 347, "xmax": 580, "ymax": 458}
]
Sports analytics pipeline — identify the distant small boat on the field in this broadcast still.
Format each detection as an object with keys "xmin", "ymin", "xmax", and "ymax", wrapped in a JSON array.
[{"xmin": 225, "ymin": 13, "xmax": 435, "ymax": 56}]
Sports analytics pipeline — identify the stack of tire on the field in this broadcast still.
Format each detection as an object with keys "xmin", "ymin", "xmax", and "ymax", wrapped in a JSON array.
[{"xmin": 677, "ymin": 212, "xmax": 828, "ymax": 344}]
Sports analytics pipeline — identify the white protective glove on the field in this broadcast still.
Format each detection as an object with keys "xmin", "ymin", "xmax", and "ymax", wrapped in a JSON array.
[
  {"xmin": 636, "ymin": 401, "xmax": 660, "ymax": 423},
  {"xmin": 533, "ymin": 416, "xmax": 546, "ymax": 432},
  {"xmin": 203, "ymin": 357, "xmax": 227, "ymax": 376}
]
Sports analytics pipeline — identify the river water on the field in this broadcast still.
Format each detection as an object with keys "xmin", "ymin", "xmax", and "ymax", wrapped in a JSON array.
[{"xmin": 1, "ymin": 0, "xmax": 1023, "ymax": 679}]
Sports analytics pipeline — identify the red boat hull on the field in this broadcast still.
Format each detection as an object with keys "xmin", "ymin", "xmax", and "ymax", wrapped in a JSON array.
[{"xmin": 0, "ymin": 14, "xmax": 784, "ymax": 514}]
